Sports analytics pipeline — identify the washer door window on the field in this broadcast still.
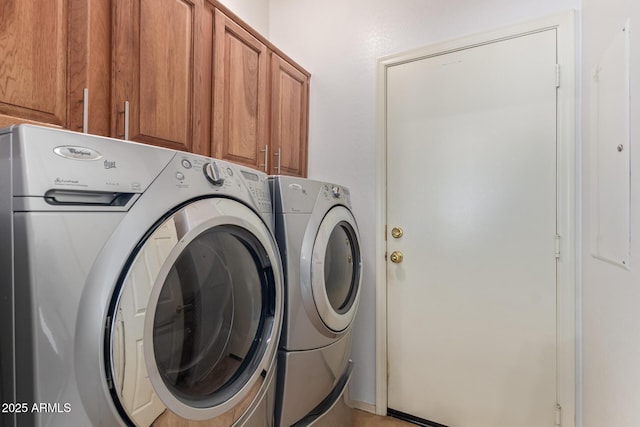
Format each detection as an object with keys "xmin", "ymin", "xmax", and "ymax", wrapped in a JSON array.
[
  {"xmin": 310, "ymin": 205, "xmax": 362, "ymax": 332},
  {"xmin": 108, "ymin": 198, "xmax": 281, "ymax": 426}
]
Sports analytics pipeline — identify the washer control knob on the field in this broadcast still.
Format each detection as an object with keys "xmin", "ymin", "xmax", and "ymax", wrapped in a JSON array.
[
  {"xmin": 331, "ymin": 186, "xmax": 341, "ymax": 198},
  {"xmin": 203, "ymin": 161, "xmax": 225, "ymax": 186}
]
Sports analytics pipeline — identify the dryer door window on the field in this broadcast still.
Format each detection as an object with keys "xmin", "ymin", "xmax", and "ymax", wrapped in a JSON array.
[
  {"xmin": 107, "ymin": 198, "xmax": 282, "ymax": 426},
  {"xmin": 311, "ymin": 205, "xmax": 362, "ymax": 332},
  {"xmin": 324, "ymin": 222, "xmax": 357, "ymax": 312},
  {"xmin": 152, "ymin": 226, "xmax": 266, "ymax": 403}
]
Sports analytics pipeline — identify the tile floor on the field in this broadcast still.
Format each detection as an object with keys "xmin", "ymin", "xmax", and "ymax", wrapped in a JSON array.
[{"xmin": 352, "ymin": 409, "xmax": 416, "ymax": 426}]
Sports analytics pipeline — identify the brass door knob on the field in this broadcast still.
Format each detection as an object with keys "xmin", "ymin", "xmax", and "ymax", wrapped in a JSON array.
[
  {"xmin": 389, "ymin": 251, "xmax": 403, "ymax": 264},
  {"xmin": 391, "ymin": 227, "xmax": 403, "ymax": 239}
]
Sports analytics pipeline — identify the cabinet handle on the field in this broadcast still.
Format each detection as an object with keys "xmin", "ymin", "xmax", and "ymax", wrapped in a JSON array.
[
  {"xmin": 118, "ymin": 101, "xmax": 130, "ymax": 140},
  {"xmin": 274, "ymin": 148, "xmax": 281, "ymax": 173},
  {"xmin": 260, "ymin": 145, "xmax": 268, "ymax": 172},
  {"xmin": 123, "ymin": 101, "xmax": 130, "ymax": 140},
  {"xmin": 82, "ymin": 88, "xmax": 89, "ymax": 133}
]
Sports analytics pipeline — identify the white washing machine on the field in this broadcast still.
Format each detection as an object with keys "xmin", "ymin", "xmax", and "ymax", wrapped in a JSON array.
[
  {"xmin": 0, "ymin": 125, "xmax": 283, "ymax": 426},
  {"xmin": 269, "ymin": 176, "xmax": 362, "ymax": 427}
]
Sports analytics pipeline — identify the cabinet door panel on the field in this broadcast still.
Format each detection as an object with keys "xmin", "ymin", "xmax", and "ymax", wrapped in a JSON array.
[
  {"xmin": 213, "ymin": 9, "xmax": 268, "ymax": 171},
  {"xmin": 0, "ymin": 0, "xmax": 68, "ymax": 126},
  {"xmin": 138, "ymin": 0, "xmax": 191, "ymax": 146},
  {"xmin": 113, "ymin": 0, "xmax": 202, "ymax": 151},
  {"xmin": 270, "ymin": 54, "xmax": 309, "ymax": 177},
  {"xmin": 69, "ymin": 0, "xmax": 111, "ymax": 135}
]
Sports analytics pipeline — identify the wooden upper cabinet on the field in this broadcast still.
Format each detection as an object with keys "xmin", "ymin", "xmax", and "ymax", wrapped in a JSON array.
[
  {"xmin": 0, "ymin": 1, "xmax": 71, "ymax": 128},
  {"xmin": 0, "ymin": 0, "xmax": 111, "ymax": 134},
  {"xmin": 269, "ymin": 53, "xmax": 309, "ymax": 177},
  {"xmin": 112, "ymin": 0, "xmax": 211, "ymax": 152},
  {"xmin": 212, "ymin": 9, "xmax": 269, "ymax": 171},
  {"xmin": 0, "ymin": 0, "xmax": 309, "ymax": 174}
]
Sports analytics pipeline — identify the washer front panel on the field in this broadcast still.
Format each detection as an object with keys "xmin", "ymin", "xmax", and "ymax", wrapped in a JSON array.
[{"xmin": 107, "ymin": 197, "xmax": 281, "ymax": 425}]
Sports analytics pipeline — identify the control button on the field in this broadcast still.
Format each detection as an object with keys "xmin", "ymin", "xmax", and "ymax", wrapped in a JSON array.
[
  {"xmin": 331, "ymin": 186, "xmax": 341, "ymax": 198},
  {"xmin": 176, "ymin": 172, "xmax": 185, "ymax": 181},
  {"xmin": 226, "ymin": 167, "xmax": 234, "ymax": 176},
  {"xmin": 181, "ymin": 159, "xmax": 192, "ymax": 169},
  {"xmin": 203, "ymin": 161, "xmax": 225, "ymax": 186}
]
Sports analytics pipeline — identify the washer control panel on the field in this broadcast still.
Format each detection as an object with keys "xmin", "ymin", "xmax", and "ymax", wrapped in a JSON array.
[
  {"xmin": 172, "ymin": 154, "xmax": 272, "ymax": 213},
  {"xmin": 240, "ymin": 169, "xmax": 272, "ymax": 213}
]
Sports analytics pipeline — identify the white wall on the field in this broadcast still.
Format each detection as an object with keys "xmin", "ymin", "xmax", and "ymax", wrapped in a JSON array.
[
  {"xmin": 581, "ymin": 1, "xmax": 640, "ymax": 426},
  {"xmin": 217, "ymin": 0, "xmax": 270, "ymax": 36},
  {"xmin": 269, "ymin": 0, "xmax": 581, "ymax": 407}
]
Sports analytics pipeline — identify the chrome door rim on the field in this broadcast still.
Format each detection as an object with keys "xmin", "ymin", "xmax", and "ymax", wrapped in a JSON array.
[
  {"xmin": 305, "ymin": 205, "xmax": 362, "ymax": 333},
  {"xmin": 107, "ymin": 197, "xmax": 282, "ymax": 425}
]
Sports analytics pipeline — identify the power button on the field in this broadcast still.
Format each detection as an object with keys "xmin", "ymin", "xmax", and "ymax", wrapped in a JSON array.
[{"xmin": 181, "ymin": 159, "xmax": 192, "ymax": 169}]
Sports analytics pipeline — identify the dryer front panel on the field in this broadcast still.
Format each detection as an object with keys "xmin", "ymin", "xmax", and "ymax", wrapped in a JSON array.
[
  {"xmin": 304, "ymin": 205, "xmax": 362, "ymax": 333},
  {"xmin": 106, "ymin": 197, "xmax": 282, "ymax": 426}
]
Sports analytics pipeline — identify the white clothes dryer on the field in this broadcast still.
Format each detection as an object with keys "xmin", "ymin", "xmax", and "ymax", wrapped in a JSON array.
[
  {"xmin": 0, "ymin": 125, "xmax": 283, "ymax": 427},
  {"xmin": 269, "ymin": 176, "xmax": 362, "ymax": 427}
]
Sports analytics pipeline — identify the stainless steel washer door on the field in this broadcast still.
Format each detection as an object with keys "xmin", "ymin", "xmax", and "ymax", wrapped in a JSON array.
[
  {"xmin": 308, "ymin": 205, "xmax": 362, "ymax": 332},
  {"xmin": 106, "ymin": 197, "xmax": 282, "ymax": 426}
]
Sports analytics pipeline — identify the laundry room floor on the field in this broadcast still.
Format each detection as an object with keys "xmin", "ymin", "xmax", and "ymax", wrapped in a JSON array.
[{"xmin": 352, "ymin": 409, "xmax": 416, "ymax": 426}]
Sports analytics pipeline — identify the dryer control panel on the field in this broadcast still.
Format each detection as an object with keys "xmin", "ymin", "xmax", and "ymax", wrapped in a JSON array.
[
  {"xmin": 321, "ymin": 183, "xmax": 351, "ymax": 207},
  {"xmin": 270, "ymin": 176, "xmax": 353, "ymax": 214}
]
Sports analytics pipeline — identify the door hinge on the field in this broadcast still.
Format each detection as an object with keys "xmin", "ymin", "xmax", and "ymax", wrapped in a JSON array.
[
  {"xmin": 555, "ymin": 64, "xmax": 561, "ymax": 88},
  {"xmin": 555, "ymin": 403, "xmax": 562, "ymax": 427},
  {"xmin": 554, "ymin": 234, "xmax": 561, "ymax": 259},
  {"xmin": 384, "ymin": 224, "xmax": 387, "ymax": 241}
]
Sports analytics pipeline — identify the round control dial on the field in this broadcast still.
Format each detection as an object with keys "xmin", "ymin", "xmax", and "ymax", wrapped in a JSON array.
[
  {"xmin": 203, "ymin": 161, "xmax": 225, "ymax": 186},
  {"xmin": 331, "ymin": 186, "xmax": 341, "ymax": 198}
]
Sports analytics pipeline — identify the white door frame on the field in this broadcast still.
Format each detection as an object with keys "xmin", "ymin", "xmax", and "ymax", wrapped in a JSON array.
[{"xmin": 374, "ymin": 11, "xmax": 576, "ymax": 426}]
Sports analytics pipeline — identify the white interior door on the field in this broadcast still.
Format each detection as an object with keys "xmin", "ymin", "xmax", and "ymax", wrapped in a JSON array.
[{"xmin": 386, "ymin": 29, "xmax": 558, "ymax": 427}]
